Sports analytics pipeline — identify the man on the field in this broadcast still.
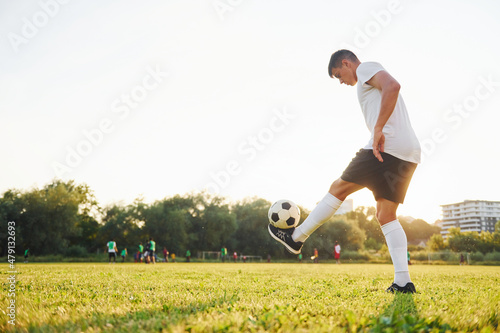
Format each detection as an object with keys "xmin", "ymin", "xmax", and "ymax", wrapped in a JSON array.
[
  {"xmin": 163, "ymin": 247, "xmax": 169, "ymax": 263},
  {"xmin": 137, "ymin": 243, "xmax": 144, "ymax": 263},
  {"xmin": 268, "ymin": 50, "xmax": 420, "ymax": 294},
  {"xmin": 144, "ymin": 241, "xmax": 150, "ymax": 264},
  {"xmin": 149, "ymin": 237, "xmax": 156, "ymax": 264},
  {"xmin": 221, "ymin": 246, "xmax": 227, "ymax": 263},
  {"xmin": 107, "ymin": 239, "xmax": 118, "ymax": 264},
  {"xmin": 121, "ymin": 248, "xmax": 127, "ymax": 262},
  {"xmin": 334, "ymin": 241, "xmax": 341, "ymax": 264}
]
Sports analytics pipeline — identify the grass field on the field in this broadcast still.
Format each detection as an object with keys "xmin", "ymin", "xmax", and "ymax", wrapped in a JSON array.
[{"xmin": 1, "ymin": 263, "xmax": 499, "ymax": 332}]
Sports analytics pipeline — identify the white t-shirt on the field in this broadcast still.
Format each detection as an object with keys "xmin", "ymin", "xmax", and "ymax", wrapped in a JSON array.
[
  {"xmin": 334, "ymin": 244, "xmax": 341, "ymax": 254},
  {"xmin": 356, "ymin": 62, "xmax": 421, "ymax": 164},
  {"xmin": 107, "ymin": 241, "xmax": 116, "ymax": 253}
]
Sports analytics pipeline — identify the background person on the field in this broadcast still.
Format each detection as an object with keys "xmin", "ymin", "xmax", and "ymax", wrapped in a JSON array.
[
  {"xmin": 137, "ymin": 243, "xmax": 144, "ymax": 263},
  {"xmin": 107, "ymin": 239, "xmax": 118, "ymax": 264},
  {"xmin": 221, "ymin": 246, "xmax": 227, "ymax": 263},
  {"xmin": 163, "ymin": 247, "xmax": 169, "ymax": 262},
  {"xmin": 144, "ymin": 240, "xmax": 150, "ymax": 264},
  {"xmin": 334, "ymin": 241, "xmax": 341, "ymax": 264},
  {"xmin": 121, "ymin": 248, "xmax": 127, "ymax": 262},
  {"xmin": 313, "ymin": 248, "xmax": 319, "ymax": 263},
  {"xmin": 149, "ymin": 237, "xmax": 156, "ymax": 264}
]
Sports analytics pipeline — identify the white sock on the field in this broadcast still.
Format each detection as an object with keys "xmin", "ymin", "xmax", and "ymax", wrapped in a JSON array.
[
  {"xmin": 292, "ymin": 193, "xmax": 343, "ymax": 242},
  {"xmin": 381, "ymin": 220, "xmax": 411, "ymax": 286}
]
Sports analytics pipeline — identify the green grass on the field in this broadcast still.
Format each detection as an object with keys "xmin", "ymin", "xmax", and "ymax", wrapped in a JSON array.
[{"xmin": 1, "ymin": 263, "xmax": 499, "ymax": 332}]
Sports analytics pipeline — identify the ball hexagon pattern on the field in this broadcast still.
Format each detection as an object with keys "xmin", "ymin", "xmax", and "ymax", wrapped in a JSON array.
[{"xmin": 268, "ymin": 199, "xmax": 300, "ymax": 229}]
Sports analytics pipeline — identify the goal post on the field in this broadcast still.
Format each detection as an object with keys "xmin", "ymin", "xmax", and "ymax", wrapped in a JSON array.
[
  {"xmin": 425, "ymin": 251, "xmax": 470, "ymax": 265},
  {"xmin": 198, "ymin": 251, "xmax": 221, "ymax": 261},
  {"xmin": 239, "ymin": 255, "xmax": 262, "ymax": 262}
]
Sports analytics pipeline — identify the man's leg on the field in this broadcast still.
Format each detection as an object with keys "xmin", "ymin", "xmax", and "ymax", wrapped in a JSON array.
[
  {"xmin": 377, "ymin": 198, "xmax": 412, "ymax": 289},
  {"xmin": 268, "ymin": 178, "xmax": 363, "ymax": 254},
  {"xmin": 292, "ymin": 178, "xmax": 364, "ymax": 242}
]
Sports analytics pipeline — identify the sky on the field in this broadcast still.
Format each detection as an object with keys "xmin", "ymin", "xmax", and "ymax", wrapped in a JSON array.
[{"xmin": 1, "ymin": 0, "xmax": 499, "ymax": 224}]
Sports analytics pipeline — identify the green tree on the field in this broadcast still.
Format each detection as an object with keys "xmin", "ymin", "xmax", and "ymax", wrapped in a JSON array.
[
  {"xmin": 427, "ymin": 233, "xmax": 447, "ymax": 251},
  {"xmin": 447, "ymin": 228, "xmax": 480, "ymax": 253},
  {"xmin": 3, "ymin": 180, "xmax": 99, "ymax": 255},
  {"xmin": 143, "ymin": 199, "xmax": 191, "ymax": 255},
  {"xmin": 0, "ymin": 190, "xmax": 23, "ymax": 256},
  {"xmin": 232, "ymin": 197, "xmax": 281, "ymax": 257},
  {"xmin": 100, "ymin": 203, "xmax": 142, "ymax": 252},
  {"xmin": 304, "ymin": 217, "xmax": 366, "ymax": 258},
  {"xmin": 400, "ymin": 219, "xmax": 441, "ymax": 244}
]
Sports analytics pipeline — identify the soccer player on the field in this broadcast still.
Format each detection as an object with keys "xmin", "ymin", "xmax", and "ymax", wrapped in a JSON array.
[
  {"xmin": 107, "ymin": 239, "xmax": 118, "ymax": 264},
  {"xmin": 137, "ymin": 243, "xmax": 144, "ymax": 263},
  {"xmin": 163, "ymin": 247, "xmax": 169, "ymax": 263},
  {"xmin": 149, "ymin": 237, "xmax": 156, "ymax": 264},
  {"xmin": 334, "ymin": 241, "xmax": 341, "ymax": 264},
  {"xmin": 268, "ymin": 50, "xmax": 420, "ymax": 294},
  {"xmin": 121, "ymin": 248, "xmax": 127, "ymax": 262}
]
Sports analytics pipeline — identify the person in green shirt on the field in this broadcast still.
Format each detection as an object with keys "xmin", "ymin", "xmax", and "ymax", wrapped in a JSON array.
[
  {"xmin": 121, "ymin": 248, "xmax": 127, "ymax": 262},
  {"xmin": 137, "ymin": 243, "xmax": 144, "ymax": 263},
  {"xmin": 107, "ymin": 239, "xmax": 118, "ymax": 263},
  {"xmin": 24, "ymin": 248, "xmax": 29, "ymax": 263},
  {"xmin": 221, "ymin": 247, "xmax": 227, "ymax": 263},
  {"xmin": 186, "ymin": 250, "xmax": 191, "ymax": 262},
  {"xmin": 149, "ymin": 238, "xmax": 156, "ymax": 264}
]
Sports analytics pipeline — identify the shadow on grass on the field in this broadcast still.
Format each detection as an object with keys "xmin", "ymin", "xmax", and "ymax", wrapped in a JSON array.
[
  {"xmin": 374, "ymin": 293, "xmax": 499, "ymax": 332},
  {"xmin": 343, "ymin": 292, "xmax": 455, "ymax": 332}
]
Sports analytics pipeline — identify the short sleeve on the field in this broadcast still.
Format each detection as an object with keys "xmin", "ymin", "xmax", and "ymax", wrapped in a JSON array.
[{"xmin": 356, "ymin": 62, "xmax": 385, "ymax": 86}]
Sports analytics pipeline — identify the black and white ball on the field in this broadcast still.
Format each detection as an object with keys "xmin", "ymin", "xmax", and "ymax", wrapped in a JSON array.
[{"xmin": 268, "ymin": 200, "xmax": 300, "ymax": 229}]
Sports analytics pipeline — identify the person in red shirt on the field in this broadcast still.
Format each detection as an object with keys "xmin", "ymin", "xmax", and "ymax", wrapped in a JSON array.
[{"xmin": 334, "ymin": 241, "xmax": 341, "ymax": 264}]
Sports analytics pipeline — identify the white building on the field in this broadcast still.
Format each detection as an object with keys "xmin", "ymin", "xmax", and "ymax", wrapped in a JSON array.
[{"xmin": 441, "ymin": 200, "xmax": 500, "ymax": 237}]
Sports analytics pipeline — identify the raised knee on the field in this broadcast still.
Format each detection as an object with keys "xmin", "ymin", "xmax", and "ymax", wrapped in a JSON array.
[{"xmin": 329, "ymin": 179, "xmax": 347, "ymax": 201}]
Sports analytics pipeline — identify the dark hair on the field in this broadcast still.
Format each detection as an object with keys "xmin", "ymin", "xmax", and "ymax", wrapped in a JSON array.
[{"xmin": 328, "ymin": 49, "xmax": 359, "ymax": 77}]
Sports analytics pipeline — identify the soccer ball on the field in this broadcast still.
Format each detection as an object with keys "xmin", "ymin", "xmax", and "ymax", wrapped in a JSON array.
[{"xmin": 268, "ymin": 199, "xmax": 300, "ymax": 229}]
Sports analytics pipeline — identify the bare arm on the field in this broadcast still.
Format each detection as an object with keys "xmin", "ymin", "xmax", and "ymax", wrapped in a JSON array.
[{"xmin": 365, "ymin": 70, "xmax": 401, "ymax": 162}]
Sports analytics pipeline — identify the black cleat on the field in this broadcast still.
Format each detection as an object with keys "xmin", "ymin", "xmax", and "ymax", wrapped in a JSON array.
[
  {"xmin": 386, "ymin": 282, "xmax": 416, "ymax": 294},
  {"xmin": 268, "ymin": 224, "xmax": 303, "ymax": 254}
]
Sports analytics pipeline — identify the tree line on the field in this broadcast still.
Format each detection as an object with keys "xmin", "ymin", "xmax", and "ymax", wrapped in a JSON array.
[
  {"xmin": 0, "ymin": 180, "xmax": 469, "ymax": 260},
  {"xmin": 427, "ymin": 225, "xmax": 500, "ymax": 254}
]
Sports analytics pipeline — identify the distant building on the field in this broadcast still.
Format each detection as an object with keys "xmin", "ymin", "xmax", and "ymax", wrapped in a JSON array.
[
  {"xmin": 441, "ymin": 200, "xmax": 500, "ymax": 237},
  {"xmin": 335, "ymin": 199, "xmax": 353, "ymax": 215}
]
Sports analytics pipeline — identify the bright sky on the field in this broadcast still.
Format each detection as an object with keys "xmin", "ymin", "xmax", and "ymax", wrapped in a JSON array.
[{"xmin": 1, "ymin": 0, "xmax": 499, "ymax": 224}]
